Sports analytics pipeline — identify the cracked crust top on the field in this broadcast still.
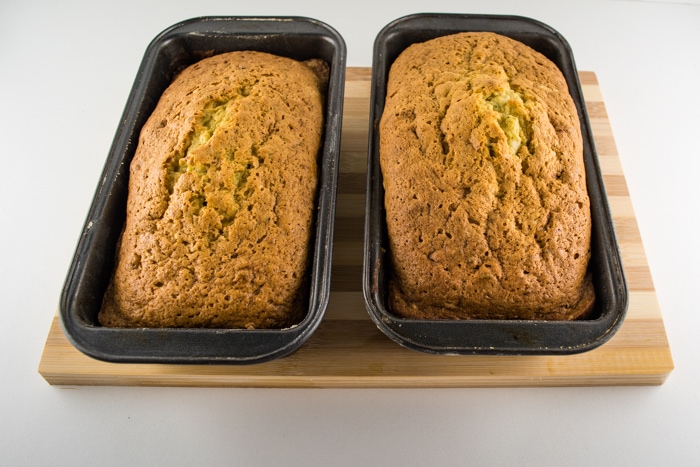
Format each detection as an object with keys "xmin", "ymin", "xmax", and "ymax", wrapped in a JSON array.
[
  {"xmin": 99, "ymin": 51, "xmax": 327, "ymax": 329},
  {"xmin": 380, "ymin": 32, "xmax": 594, "ymax": 320}
]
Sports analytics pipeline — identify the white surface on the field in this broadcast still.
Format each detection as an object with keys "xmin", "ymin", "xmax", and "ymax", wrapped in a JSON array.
[{"xmin": 1, "ymin": 0, "xmax": 699, "ymax": 465}]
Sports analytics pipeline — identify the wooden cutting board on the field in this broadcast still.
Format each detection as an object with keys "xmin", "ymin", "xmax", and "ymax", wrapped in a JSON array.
[{"xmin": 38, "ymin": 68, "xmax": 674, "ymax": 388}]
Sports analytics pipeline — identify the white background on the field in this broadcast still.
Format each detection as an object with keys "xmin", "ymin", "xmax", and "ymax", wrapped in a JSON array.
[{"xmin": 2, "ymin": 0, "xmax": 699, "ymax": 465}]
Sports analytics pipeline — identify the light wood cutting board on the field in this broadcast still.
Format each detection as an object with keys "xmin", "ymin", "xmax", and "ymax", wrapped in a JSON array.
[{"xmin": 38, "ymin": 68, "xmax": 674, "ymax": 388}]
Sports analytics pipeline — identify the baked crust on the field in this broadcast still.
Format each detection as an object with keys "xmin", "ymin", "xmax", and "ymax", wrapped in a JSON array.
[
  {"xmin": 380, "ymin": 32, "xmax": 594, "ymax": 320},
  {"xmin": 99, "ymin": 51, "xmax": 327, "ymax": 329}
]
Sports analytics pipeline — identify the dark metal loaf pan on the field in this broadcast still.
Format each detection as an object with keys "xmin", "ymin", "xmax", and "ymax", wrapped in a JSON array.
[
  {"xmin": 60, "ymin": 16, "xmax": 346, "ymax": 364},
  {"xmin": 363, "ymin": 13, "xmax": 627, "ymax": 355}
]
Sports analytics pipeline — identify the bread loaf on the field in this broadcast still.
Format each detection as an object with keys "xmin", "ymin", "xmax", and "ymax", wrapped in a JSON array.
[
  {"xmin": 380, "ymin": 32, "xmax": 594, "ymax": 320},
  {"xmin": 99, "ymin": 51, "xmax": 327, "ymax": 329}
]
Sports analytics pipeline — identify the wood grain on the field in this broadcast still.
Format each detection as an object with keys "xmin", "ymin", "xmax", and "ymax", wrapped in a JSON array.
[{"xmin": 38, "ymin": 69, "xmax": 674, "ymax": 388}]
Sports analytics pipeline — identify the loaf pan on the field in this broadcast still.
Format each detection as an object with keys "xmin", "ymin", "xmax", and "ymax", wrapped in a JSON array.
[
  {"xmin": 60, "ymin": 16, "xmax": 346, "ymax": 364},
  {"xmin": 363, "ymin": 13, "xmax": 628, "ymax": 355}
]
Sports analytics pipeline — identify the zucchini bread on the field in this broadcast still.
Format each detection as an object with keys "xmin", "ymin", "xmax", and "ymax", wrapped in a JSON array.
[
  {"xmin": 380, "ymin": 32, "xmax": 594, "ymax": 320},
  {"xmin": 99, "ymin": 50, "xmax": 327, "ymax": 328}
]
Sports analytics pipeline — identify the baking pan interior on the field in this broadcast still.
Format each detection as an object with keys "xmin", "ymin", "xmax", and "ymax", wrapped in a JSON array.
[
  {"xmin": 60, "ymin": 16, "xmax": 346, "ymax": 364},
  {"xmin": 363, "ymin": 13, "xmax": 628, "ymax": 355}
]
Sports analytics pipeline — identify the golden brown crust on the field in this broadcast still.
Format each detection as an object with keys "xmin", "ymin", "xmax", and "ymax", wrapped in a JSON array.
[
  {"xmin": 99, "ymin": 51, "xmax": 327, "ymax": 329},
  {"xmin": 380, "ymin": 32, "xmax": 594, "ymax": 320}
]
